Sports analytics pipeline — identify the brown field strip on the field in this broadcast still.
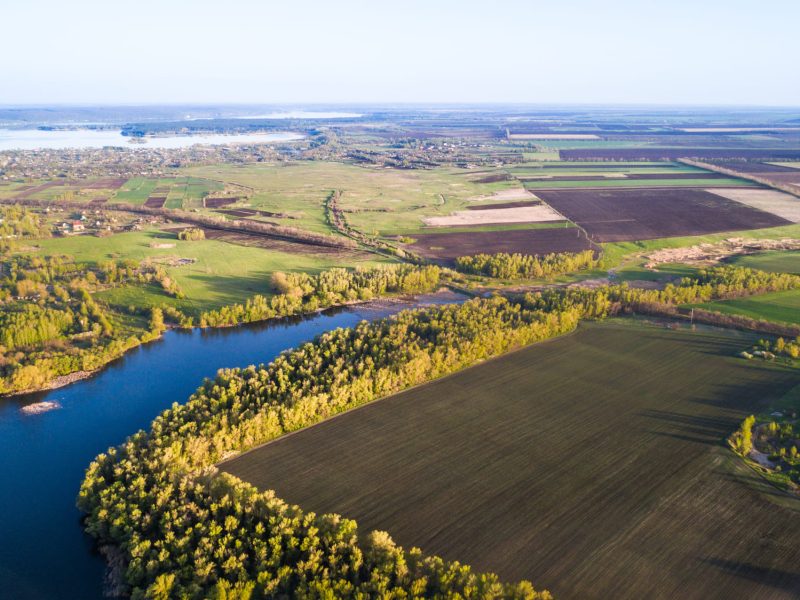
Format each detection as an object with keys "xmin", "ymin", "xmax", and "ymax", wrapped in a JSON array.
[
  {"xmin": 200, "ymin": 227, "xmax": 368, "ymax": 257},
  {"xmin": 222, "ymin": 322, "xmax": 800, "ymax": 600},
  {"xmin": 406, "ymin": 226, "xmax": 594, "ymax": 264},
  {"xmin": 143, "ymin": 196, "xmax": 167, "ymax": 208},
  {"xmin": 205, "ymin": 196, "xmax": 240, "ymax": 208}
]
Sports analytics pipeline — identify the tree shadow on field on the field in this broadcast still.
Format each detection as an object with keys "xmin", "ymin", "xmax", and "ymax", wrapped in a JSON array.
[
  {"xmin": 639, "ymin": 409, "xmax": 734, "ymax": 443},
  {"xmin": 701, "ymin": 557, "xmax": 800, "ymax": 594}
]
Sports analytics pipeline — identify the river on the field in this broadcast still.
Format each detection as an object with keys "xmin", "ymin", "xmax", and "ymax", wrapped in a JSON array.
[{"xmin": 0, "ymin": 293, "xmax": 462, "ymax": 600}]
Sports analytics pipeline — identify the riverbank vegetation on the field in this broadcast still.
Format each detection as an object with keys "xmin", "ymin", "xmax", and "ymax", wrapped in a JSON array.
[
  {"xmin": 80, "ymin": 297, "xmax": 572, "ymax": 598},
  {"xmin": 198, "ymin": 264, "xmax": 442, "ymax": 327},
  {"xmin": 0, "ymin": 254, "xmax": 174, "ymax": 394}
]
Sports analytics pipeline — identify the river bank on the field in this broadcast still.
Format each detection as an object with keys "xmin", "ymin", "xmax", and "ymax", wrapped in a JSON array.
[
  {"xmin": 0, "ymin": 292, "xmax": 463, "ymax": 600},
  {"xmin": 2, "ymin": 289, "xmax": 464, "ymax": 399}
]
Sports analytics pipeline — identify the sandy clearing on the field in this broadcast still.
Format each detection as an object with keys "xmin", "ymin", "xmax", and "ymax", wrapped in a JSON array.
[
  {"xmin": 706, "ymin": 188, "xmax": 800, "ymax": 223},
  {"xmin": 423, "ymin": 205, "xmax": 564, "ymax": 227},
  {"xmin": 468, "ymin": 188, "xmax": 535, "ymax": 203},
  {"xmin": 643, "ymin": 237, "xmax": 800, "ymax": 268},
  {"xmin": 508, "ymin": 133, "xmax": 599, "ymax": 140},
  {"xmin": 769, "ymin": 162, "xmax": 800, "ymax": 170}
]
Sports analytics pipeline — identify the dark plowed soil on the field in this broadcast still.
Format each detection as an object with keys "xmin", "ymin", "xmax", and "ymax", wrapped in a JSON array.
[
  {"xmin": 535, "ymin": 188, "xmax": 790, "ymax": 242},
  {"xmin": 205, "ymin": 196, "xmax": 239, "ymax": 208},
  {"xmin": 472, "ymin": 173, "xmax": 513, "ymax": 184},
  {"xmin": 407, "ymin": 227, "xmax": 594, "ymax": 264},
  {"xmin": 144, "ymin": 196, "xmax": 167, "ymax": 208},
  {"xmin": 200, "ymin": 228, "xmax": 368, "ymax": 257}
]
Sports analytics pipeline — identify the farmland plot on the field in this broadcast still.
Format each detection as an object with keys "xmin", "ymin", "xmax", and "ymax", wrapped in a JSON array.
[
  {"xmin": 223, "ymin": 321, "xmax": 800, "ymax": 600},
  {"xmin": 536, "ymin": 188, "xmax": 790, "ymax": 242},
  {"xmin": 406, "ymin": 226, "xmax": 593, "ymax": 264}
]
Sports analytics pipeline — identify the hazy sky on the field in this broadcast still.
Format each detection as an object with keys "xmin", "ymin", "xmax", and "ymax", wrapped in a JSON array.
[{"xmin": 3, "ymin": 0, "xmax": 798, "ymax": 106}]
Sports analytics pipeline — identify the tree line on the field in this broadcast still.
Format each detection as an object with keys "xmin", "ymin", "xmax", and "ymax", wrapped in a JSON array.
[
  {"xmin": 197, "ymin": 264, "xmax": 442, "ymax": 328},
  {"xmin": 454, "ymin": 250, "xmax": 600, "ymax": 280}
]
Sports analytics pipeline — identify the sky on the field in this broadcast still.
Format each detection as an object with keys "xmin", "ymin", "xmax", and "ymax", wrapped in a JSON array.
[{"xmin": 2, "ymin": 0, "xmax": 799, "ymax": 106}]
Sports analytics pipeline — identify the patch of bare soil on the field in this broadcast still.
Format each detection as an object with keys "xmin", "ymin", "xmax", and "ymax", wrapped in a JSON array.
[{"xmin": 643, "ymin": 238, "xmax": 800, "ymax": 268}]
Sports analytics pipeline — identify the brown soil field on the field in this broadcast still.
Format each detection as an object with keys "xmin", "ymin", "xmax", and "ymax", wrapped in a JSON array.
[
  {"xmin": 80, "ymin": 178, "xmax": 128, "ymax": 190},
  {"xmin": 535, "ymin": 188, "xmax": 790, "ymax": 242},
  {"xmin": 204, "ymin": 196, "xmax": 240, "ymax": 208},
  {"xmin": 407, "ymin": 226, "xmax": 594, "ymax": 264},
  {"xmin": 13, "ymin": 181, "xmax": 65, "ymax": 199},
  {"xmin": 221, "ymin": 208, "xmax": 291, "ymax": 219},
  {"xmin": 472, "ymin": 173, "xmax": 513, "ymax": 184},
  {"xmin": 143, "ymin": 196, "xmax": 167, "ymax": 208},
  {"xmin": 221, "ymin": 322, "xmax": 800, "ymax": 600},
  {"xmin": 561, "ymin": 149, "xmax": 800, "ymax": 161}
]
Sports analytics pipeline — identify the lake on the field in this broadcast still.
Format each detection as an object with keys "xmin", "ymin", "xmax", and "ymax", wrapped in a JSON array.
[
  {"xmin": 0, "ymin": 293, "xmax": 462, "ymax": 600},
  {"xmin": 0, "ymin": 129, "xmax": 303, "ymax": 151}
]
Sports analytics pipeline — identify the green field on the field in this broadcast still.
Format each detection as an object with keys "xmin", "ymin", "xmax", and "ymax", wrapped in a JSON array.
[
  {"xmin": 522, "ymin": 177, "xmax": 754, "ymax": 189},
  {"xmin": 31, "ymin": 229, "xmax": 387, "ymax": 313},
  {"xmin": 182, "ymin": 162, "xmax": 519, "ymax": 236},
  {"xmin": 726, "ymin": 250, "xmax": 800, "ymax": 275},
  {"xmin": 111, "ymin": 176, "xmax": 222, "ymax": 206},
  {"xmin": 222, "ymin": 320, "xmax": 800, "ymax": 599},
  {"xmin": 690, "ymin": 289, "xmax": 800, "ymax": 326}
]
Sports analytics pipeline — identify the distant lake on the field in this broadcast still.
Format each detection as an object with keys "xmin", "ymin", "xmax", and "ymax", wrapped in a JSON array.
[
  {"xmin": 0, "ymin": 129, "xmax": 303, "ymax": 151},
  {"xmin": 187, "ymin": 111, "xmax": 363, "ymax": 120}
]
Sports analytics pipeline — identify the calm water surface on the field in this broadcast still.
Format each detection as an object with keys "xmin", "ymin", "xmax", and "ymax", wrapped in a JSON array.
[
  {"xmin": 0, "ymin": 129, "xmax": 302, "ymax": 151},
  {"xmin": 0, "ymin": 294, "xmax": 461, "ymax": 600}
]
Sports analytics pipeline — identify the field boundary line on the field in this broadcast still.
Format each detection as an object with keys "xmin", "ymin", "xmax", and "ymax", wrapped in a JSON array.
[{"xmin": 215, "ymin": 322, "xmax": 586, "ymax": 467}]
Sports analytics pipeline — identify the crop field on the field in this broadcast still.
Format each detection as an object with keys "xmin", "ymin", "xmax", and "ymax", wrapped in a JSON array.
[
  {"xmin": 690, "ymin": 289, "xmax": 800, "ymax": 326},
  {"xmin": 31, "ymin": 228, "xmax": 386, "ymax": 313},
  {"xmin": 111, "ymin": 176, "xmax": 222, "ymax": 207},
  {"xmin": 405, "ymin": 225, "xmax": 593, "ymax": 263},
  {"xmin": 222, "ymin": 321, "xmax": 800, "ymax": 600},
  {"xmin": 536, "ymin": 188, "xmax": 790, "ymax": 242}
]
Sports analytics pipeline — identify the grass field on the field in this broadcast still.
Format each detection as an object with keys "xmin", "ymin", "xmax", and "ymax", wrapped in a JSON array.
[
  {"xmin": 690, "ymin": 289, "xmax": 800, "ymax": 326},
  {"xmin": 31, "ymin": 229, "xmax": 387, "ymax": 313},
  {"xmin": 182, "ymin": 162, "xmax": 518, "ymax": 236},
  {"xmin": 726, "ymin": 250, "xmax": 800, "ymax": 274},
  {"xmin": 222, "ymin": 320, "xmax": 800, "ymax": 600},
  {"xmin": 601, "ymin": 223, "xmax": 800, "ymax": 267},
  {"xmin": 522, "ymin": 178, "xmax": 754, "ymax": 189}
]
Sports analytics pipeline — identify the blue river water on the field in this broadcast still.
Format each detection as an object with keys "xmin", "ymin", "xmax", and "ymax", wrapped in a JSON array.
[{"xmin": 0, "ymin": 294, "xmax": 460, "ymax": 600}]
